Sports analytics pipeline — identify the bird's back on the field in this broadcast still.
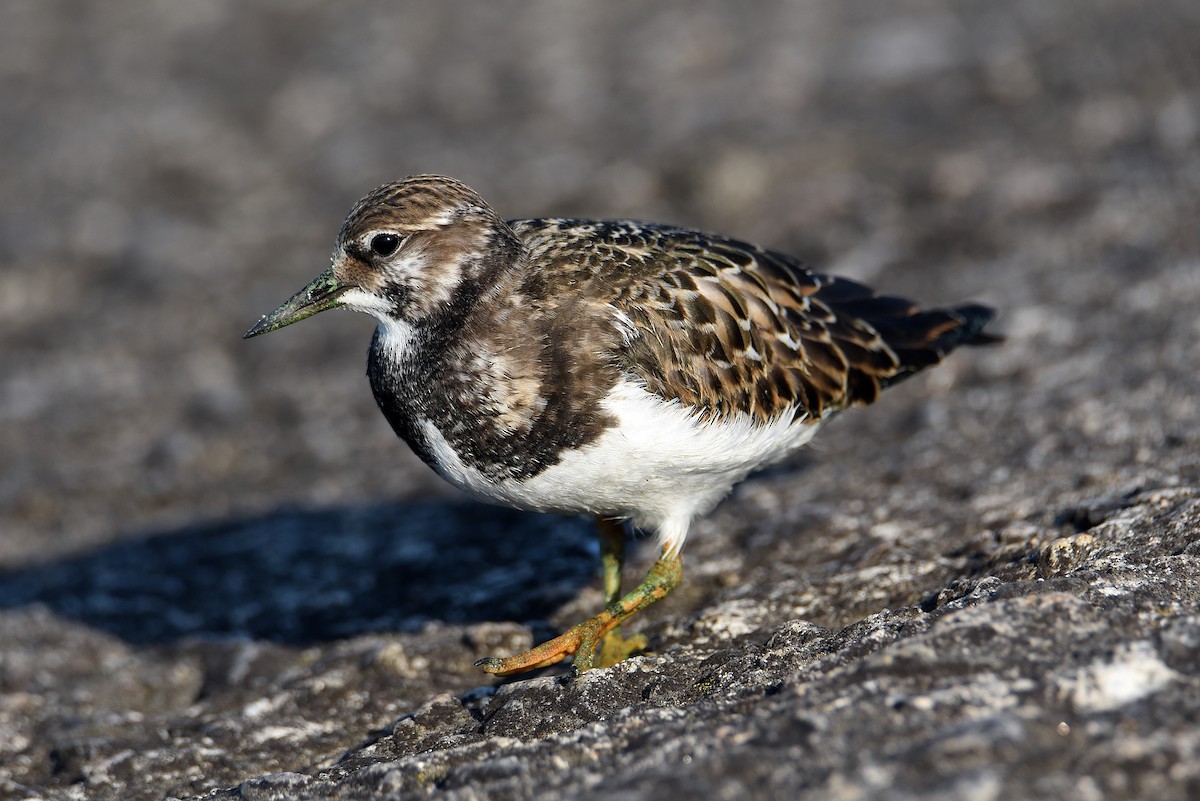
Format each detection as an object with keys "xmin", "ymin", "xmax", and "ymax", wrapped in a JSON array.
[{"xmin": 509, "ymin": 217, "xmax": 996, "ymax": 425}]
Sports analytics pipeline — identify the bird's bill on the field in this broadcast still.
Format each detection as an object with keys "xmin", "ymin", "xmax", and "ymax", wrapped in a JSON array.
[{"xmin": 243, "ymin": 267, "xmax": 349, "ymax": 338}]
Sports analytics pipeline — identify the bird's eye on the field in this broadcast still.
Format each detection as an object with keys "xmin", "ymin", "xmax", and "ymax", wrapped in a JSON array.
[{"xmin": 370, "ymin": 233, "xmax": 401, "ymax": 257}]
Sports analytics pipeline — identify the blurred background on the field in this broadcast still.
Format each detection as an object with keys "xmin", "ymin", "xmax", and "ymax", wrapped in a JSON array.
[
  {"xmin": 3, "ymin": 3, "xmax": 1200, "ymax": 798},
  {"xmin": 1, "ymin": 0, "xmax": 1197, "ymax": 565}
]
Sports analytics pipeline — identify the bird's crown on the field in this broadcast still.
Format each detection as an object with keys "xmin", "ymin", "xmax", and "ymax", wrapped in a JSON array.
[{"xmin": 332, "ymin": 175, "xmax": 520, "ymax": 322}]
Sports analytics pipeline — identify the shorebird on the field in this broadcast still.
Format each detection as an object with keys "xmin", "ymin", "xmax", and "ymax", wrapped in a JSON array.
[{"xmin": 245, "ymin": 175, "xmax": 997, "ymax": 676}]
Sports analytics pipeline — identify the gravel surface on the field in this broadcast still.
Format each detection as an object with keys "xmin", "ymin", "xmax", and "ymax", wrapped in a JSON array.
[{"xmin": 2, "ymin": 2, "xmax": 1198, "ymax": 799}]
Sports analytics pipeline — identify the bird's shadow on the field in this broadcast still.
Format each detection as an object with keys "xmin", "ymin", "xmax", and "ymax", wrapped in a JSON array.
[{"xmin": 0, "ymin": 502, "xmax": 605, "ymax": 646}]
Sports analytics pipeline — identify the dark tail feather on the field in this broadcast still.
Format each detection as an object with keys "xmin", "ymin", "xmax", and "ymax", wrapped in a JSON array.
[
  {"xmin": 868, "ymin": 302, "xmax": 997, "ymax": 350},
  {"xmin": 820, "ymin": 278, "xmax": 1001, "ymax": 352},
  {"xmin": 953, "ymin": 303, "xmax": 1004, "ymax": 346},
  {"xmin": 865, "ymin": 301, "xmax": 1000, "ymax": 391},
  {"xmin": 944, "ymin": 303, "xmax": 1003, "ymax": 348}
]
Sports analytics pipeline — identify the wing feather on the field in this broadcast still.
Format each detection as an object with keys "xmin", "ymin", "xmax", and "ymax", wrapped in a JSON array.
[{"xmin": 511, "ymin": 218, "xmax": 996, "ymax": 423}]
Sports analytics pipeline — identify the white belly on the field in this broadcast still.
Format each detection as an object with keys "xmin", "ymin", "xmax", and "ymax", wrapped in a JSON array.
[{"xmin": 417, "ymin": 379, "xmax": 821, "ymax": 554}]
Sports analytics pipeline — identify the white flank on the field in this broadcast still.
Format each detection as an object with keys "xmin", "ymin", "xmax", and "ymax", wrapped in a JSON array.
[{"xmin": 419, "ymin": 379, "xmax": 821, "ymax": 555}]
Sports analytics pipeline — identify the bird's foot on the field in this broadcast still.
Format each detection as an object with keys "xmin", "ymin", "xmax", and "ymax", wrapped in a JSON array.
[
  {"xmin": 476, "ymin": 552, "xmax": 682, "ymax": 677},
  {"xmin": 475, "ymin": 612, "xmax": 618, "ymax": 676},
  {"xmin": 595, "ymin": 626, "xmax": 649, "ymax": 669}
]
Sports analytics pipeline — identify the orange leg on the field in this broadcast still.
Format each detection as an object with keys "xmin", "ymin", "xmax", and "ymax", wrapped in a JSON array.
[
  {"xmin": 594, "ymin": 517, "xmax": 650, "ymax": 667},
  {"xmin": 476, "ymin": 519, "xmax": 683, "ymax": 676}
]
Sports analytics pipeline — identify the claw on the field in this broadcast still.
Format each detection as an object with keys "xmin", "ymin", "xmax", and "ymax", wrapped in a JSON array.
[{"xmin": 476, "ymin": 550, "xmax": 682, "ymax": 677}]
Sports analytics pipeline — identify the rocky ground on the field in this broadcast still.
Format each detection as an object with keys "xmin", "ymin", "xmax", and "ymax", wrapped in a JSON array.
[{"xmin": 2, "ymin": 1, "xmax": 1199, "ymax": 799}]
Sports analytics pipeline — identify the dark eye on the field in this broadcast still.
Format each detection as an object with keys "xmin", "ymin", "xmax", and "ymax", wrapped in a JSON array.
[{"xmin": 370, "ymin": 233, "xmax": 401, "ymax": 257}]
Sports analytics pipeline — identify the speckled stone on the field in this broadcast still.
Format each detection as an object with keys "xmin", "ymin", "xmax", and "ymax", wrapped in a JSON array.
[{"xmin": 1, "ymin": 2, "xmax": 1198, "ymax": 800}]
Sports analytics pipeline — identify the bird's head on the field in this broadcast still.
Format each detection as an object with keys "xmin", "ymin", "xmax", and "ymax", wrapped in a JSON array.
[{"xmin": 244, "ymin": 175, "xmax": 518, "ymax": 339}]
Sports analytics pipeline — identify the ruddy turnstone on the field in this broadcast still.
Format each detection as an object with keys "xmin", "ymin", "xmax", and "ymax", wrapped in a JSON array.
[{"xmin": 245, "ymin": 175, "xmax": 998, "ymax": 676}]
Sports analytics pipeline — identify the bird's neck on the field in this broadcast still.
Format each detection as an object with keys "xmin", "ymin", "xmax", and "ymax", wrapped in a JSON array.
[{"xmin": 363, "ymin": 241, "xmax": 531, "ymax": 465}]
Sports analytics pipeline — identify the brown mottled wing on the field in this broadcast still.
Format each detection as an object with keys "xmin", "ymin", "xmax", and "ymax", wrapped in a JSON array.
[{"xmin": 521, "ymin": 220, "xmax": 995, "ymax": 423}]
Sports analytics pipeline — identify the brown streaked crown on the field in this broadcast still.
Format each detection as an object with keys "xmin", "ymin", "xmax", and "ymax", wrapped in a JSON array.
[
  {"xmin": 338, "ymin": 175, "xmax": 496, "ymax": 242},
  {"xmin": 333, "ymin": 175, "xmax": 523, "ymax": 321}
]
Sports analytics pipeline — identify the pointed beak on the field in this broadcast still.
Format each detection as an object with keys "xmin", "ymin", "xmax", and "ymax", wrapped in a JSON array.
[{"xmin": 243, "ymin": 267, "xmax": 350, "ymax": 339}]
